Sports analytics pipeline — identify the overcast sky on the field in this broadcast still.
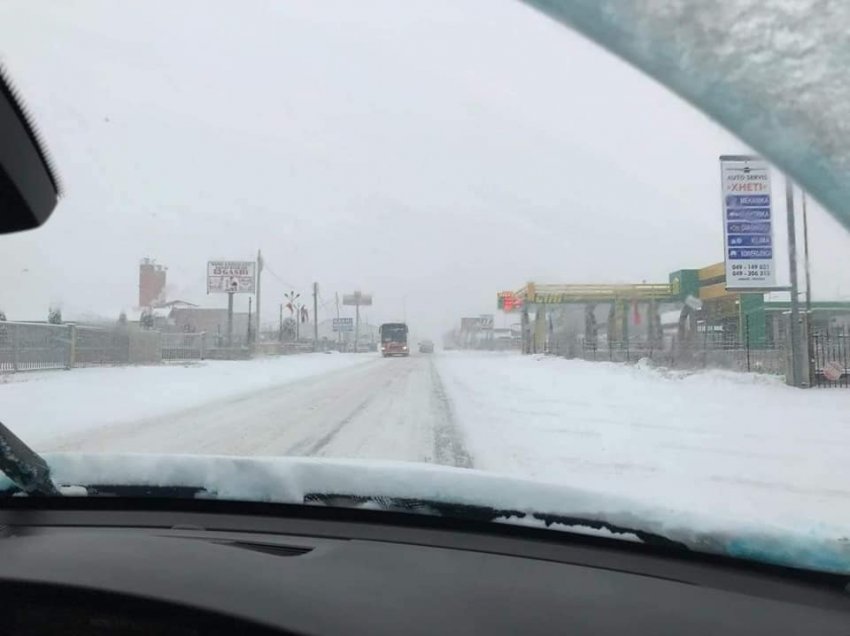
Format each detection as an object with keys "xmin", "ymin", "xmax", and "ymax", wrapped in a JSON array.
[{"xmin": 2, "ymin": 0, "xmax": 849, "ymax": 336}]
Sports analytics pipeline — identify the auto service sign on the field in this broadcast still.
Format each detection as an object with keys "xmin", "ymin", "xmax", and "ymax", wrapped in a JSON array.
[
  {"xmin": 720, "ymin": 156, "xmax": 776, "ymax": 289},
  {"xmin": 207, "ymin": 260, "xmax": 256, "ymax": 294}
]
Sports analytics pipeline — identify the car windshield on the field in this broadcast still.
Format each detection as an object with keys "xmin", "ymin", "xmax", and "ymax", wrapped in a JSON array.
[{"xmin": 2, "ymin": 0, "xmax": 850, "ymax": 574}]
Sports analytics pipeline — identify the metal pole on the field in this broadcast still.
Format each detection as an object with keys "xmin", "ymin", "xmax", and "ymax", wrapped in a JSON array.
[
  {"xmin": 227, "ymin": 292, "xmax": 234, "ymax": 348},
  {"xmin": 786, "ymin": 177, "xmax": 804, "ymax": 387},
  {"xmin": 802, "ymin": 192, "xmax": 812, "ymax": 314},
  {"xmin": 279, "ymin": 303, "xmax": 283, "ymax": 342},
  {"xmin": 355, "ymin": 302, "xmax": 360, "ymax": 353},
  {"xmin": 247, "ymin": 296, "xmax": 252, "ymax": 343},
  {"xmin": 336, "ymin": 292, "xmax": 341, "ymax": 347},
  {"xmin": 802, "ymin": 191, "xmax": 814, "ymax": 383},
  {"xmin": 255, "ymin": 250, "xmax": 263, "ymax": 343},
  {"xmin": 313, "ymin": 282, "xmax": 319, "ymax": 350}
]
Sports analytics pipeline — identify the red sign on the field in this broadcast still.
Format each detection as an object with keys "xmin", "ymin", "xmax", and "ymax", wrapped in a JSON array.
[{"xmin": 498, "ymin": 291, "xmax": 522, "ymax": 312}]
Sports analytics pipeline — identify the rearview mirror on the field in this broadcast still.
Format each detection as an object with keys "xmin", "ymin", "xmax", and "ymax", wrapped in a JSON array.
[{"xmin": 0, "ymin": 66, "xmax": 60, "ymax": 234}]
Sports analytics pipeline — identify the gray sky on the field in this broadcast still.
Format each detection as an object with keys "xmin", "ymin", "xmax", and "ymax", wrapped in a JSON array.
[{"xmin": 1, "ymin": 0, "xmax": 849, "ymax": 336}]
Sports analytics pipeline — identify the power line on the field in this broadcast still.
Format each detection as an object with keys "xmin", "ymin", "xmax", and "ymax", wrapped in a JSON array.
[{"xmin": 261, "ymin": 262, "xmax": 299, "ymax": 292}]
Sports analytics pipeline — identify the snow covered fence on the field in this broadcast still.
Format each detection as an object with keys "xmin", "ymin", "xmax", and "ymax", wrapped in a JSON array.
[{"xmin": 0, "ymin": 322, "xmax": 135, "ymax": 372}]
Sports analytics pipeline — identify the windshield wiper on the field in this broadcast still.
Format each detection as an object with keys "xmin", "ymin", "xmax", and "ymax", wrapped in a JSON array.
[
  {"xmin": 304, "ymin": 493, "xmax": 688, "ymax": 550},
  {"xmin": 0, "ymin": 421, "xmax": 60, "ymax": 496}
]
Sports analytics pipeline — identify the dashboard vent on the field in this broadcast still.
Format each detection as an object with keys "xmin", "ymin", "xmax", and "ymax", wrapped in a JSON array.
[{"xmin": 221, "ymin": 541, "xmax": 313, "ymax": 558}]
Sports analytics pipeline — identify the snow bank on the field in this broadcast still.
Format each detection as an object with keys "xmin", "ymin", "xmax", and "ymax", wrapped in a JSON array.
[
  {"xmin": 0, "ymin": 354, "xmax": 374, "ymax": 447},
  {"xmin": 7, "ymin": 453, "xmax": 848, "ymax": 574},
  {"xmin": 436, "ymin": 352, "xmax": 850, "ymax": 535}
]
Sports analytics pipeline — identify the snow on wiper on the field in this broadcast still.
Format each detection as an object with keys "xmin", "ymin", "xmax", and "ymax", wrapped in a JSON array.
[
  {"xmin": 304, "ymin": 493, "xmax": 689, "ymax": 550},
  {"xmin": 0, "ymin": 421, "xmax": 61, "ymax": 496}
]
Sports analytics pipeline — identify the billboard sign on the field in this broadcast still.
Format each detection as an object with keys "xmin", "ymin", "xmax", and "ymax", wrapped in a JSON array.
[
  {"xmin": 478, "ymin": 314, "xmax": 494, "ymax": 329},
  {"xmin": 720, "ymin": 156, "xmax": 776, "ymax": 289},
  {"xmin": 461, "ymin": 317, "xmax": 480, "ymax": 332},
  {"xmin": 497, "ymin": 291, "xmax": 522, "ymax": 312},
  {"xmin": 207, "ymin": 260, "xmax": 256, "ymax": 294},
  {"xmin": 333, "ymin": 317, "xmax": 354, "ymax": 332},
  {"xmin": 342, "ymin": 291, "xmax": 373, "ymax": 306}
]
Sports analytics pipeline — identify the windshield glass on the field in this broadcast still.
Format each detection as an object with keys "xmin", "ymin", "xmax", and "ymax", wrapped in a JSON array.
[
  {"xmin": 381, "ymin": 325, "xmax": 408, "ymax": 342},
  {"xmin": 2, "ymin": 0, "xmax": 850, "ymax": 574}
]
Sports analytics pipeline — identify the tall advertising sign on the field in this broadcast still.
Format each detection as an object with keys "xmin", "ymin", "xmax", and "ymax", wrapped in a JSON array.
[{"xmin": 720, "ymin": 156, "xmax": 776, "ymax": 289}]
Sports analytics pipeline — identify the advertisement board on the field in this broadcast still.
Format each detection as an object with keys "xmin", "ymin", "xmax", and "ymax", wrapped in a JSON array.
[
  {"xmin": 342, "ymin": 291, "xmax": 373, "ymax": 306},
  {"xmin": 333, "ymin": 317, "xmax": 354, "ymax": 332},
  {"xmin": 207, "ymin": 260, "xmax": 256, "ymax": 294},
  {"xmin": 720, "ymin": 156, "xmax": 776, "ymax": 289}
]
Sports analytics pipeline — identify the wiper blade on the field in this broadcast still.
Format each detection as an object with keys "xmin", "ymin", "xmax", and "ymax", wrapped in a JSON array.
[
  {"xmin": 0, "ymin": 421, "xmax": 60, "ymax": 496},
  {"xmin": 304, "ymin": 493, "xmax": 688, "ymax": 550}
]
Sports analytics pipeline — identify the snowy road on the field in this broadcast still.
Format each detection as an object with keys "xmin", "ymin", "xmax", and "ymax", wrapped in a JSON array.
[
  {"xmin": 5, "ymin": 350, "xmax": 850, "ymax": 533},
  {"xmin": 45, "ymin": 355, "xmax": 472, "ymax": 467}
]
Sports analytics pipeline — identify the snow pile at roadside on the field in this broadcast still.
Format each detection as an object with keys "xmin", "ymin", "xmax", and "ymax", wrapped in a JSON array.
[
  {"xmin": 436, "ymin": 352, "xmax": 850, "ymax": 533},
  {"xmin": 10, "ymin": 452, "xmax": 848, "ymax": 573},
  {"xmin": 0, "ymin": 354, "xmax": 374, "ymax": 447}
]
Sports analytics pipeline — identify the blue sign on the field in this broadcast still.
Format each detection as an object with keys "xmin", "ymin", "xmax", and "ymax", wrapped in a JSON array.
[
  {"xmin": 728, "ymin": 235, "xmax": 772, "ymax": 247},
  {"xmin": 726, "ymin": 208, "xmax": 770, "ymax": 221},
  {"xmin": 726, "ymin": 221, "xmax": 771, "ymax": 234},
  {"xmin": 728, "ymin": 248, "xmax": 773, "ymax": 259},
  {"xmin": 726, "ymin": 195, "xmax": 770, "ymax": 207},
  {"xmin": 332, "ymin": 317, "xmax": 354, "ymax": 332}
]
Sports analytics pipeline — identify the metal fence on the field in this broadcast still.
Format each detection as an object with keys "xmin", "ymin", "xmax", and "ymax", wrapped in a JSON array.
[
  {"xmin": 160, "ymin": 332, "xmax": 253, "ymax": 361},
  {"xmin": 161, "ymin": 332, "xmax": 207, "ymax": 361},
  {"xmin": 75, "ymin": 325, "xmax": 130, "ymax": 366},
  {"xmin": 0, "ymin": 322, "xmax": 135, "ymax": 372},
  {"xmin": 0, "ymin": 322, "xmax": 70, "ymax": 372},
  {"xmin": 811, "ymin": 327, "xmax": 850, "ymax": 388},
  {"xmin": 572, "ymin": 339, "xmax": 787, "ymax": 375}
]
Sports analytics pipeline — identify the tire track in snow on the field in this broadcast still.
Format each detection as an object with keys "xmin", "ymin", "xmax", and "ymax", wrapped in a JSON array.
[
  {"xmin": 284, "ymin": 369, "xmax": 411, "ymax": 457},
  {"xmin": 286, "ymin": 392, "xmax": 378, "ymax": 456},
  {"xmin": 429, "ymin": 360, "xmax": 473, "ymax": 469}
]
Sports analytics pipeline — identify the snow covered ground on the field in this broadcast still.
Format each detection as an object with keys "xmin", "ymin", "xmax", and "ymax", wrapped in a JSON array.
[
  {"xmin": 0, "ymin": 353, "xmax": 372, "ymax": 446},
  {"xmin": 2, "ymin": 350, "xmax": 850, "ymax": 536},
  {"xmin": 437, "ymin": 352, "xmax": 850, "ymax": 533}
]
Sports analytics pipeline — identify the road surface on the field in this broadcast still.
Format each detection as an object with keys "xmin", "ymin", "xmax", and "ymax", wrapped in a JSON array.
[{"xmin": 47, "ymin": 355, "xmax": 472, "ymax": 468}]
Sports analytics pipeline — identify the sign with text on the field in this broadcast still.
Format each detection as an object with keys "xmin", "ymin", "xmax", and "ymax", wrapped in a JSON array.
[
  {"xmin": 333, "ymin": 317, "xmax": 354, "ymax": 332},
  {"xmin": 207, "ymin": 260, "xmax": 256, "ymax": 294},
  {"xmin": 342, "ymin": 291, "xmax": 373, "ymax": 306},
  {"xmin": 478, "ymin": 314, "xmax": 494, "ymax": 329},
  {"xmin": 497, "ymin": 291, "xmax": 522, "ymax": 312},
  {"xmin": 720, "ymin": 156, "xmax": 776, "ymax": 289}
]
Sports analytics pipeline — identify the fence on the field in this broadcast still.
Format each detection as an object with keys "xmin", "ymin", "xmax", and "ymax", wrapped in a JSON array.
[
  {"xmin": 75, "ymin": 325, "xmax": 130, "ymax": 366},
  {"xmin": 0, "ymin": 320, "xmax": 339, "ymax": 373},
  {"xmin": 160, "ymin": 331, "xmax": 258, "ymax": 361},
  {"xmin": 0, "ymin": 322, "xmax": 70, "ymax": 372},
  {"xmin": 161, "ymin": 332, "xmax": 206, "ymax": 361},
  {"xmin": 811, "ymin": 327, "xmax": 850, "ymax": 388}
]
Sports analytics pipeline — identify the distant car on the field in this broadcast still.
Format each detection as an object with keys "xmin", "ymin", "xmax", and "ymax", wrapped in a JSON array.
[{"xmin": 419, "ymin": 340, "xmax": 434, "ymax": 354}]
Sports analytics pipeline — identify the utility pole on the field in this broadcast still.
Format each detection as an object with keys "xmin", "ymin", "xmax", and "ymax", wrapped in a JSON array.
[
  {"xmin": 313, "ymin": 282, "xmax": 319, "ymax": 350},
  {"xmin": 279, "ymin": 303, "xmax": 283, "ymax": 342},
  {"xmin": 786, "ymin": 177, "xmax": 804, "ymax": 387},
  {"xmin": 226, "ymin": 291, "xmax": 234, "ymax": 348},
  {"xmin": 802, "ymin": 190, "xmax": 814, "ymax": 384},
  {"xmin": 355, "ymin": 303, "xmax": 360, "ymax": 352},
  {"xmin": 255, "ymin": 249, "xmax": 263, "ymax": 343},
  {"xmin": 247, "ymin": 296, "xmax": 252, "ymax": 343},
  {"xmin": 335, "ymin": 292, "xmax": 342, "ymax": 347},
  {"xmin": 802, "ymin": 191, "xmax": 812, "ymax": 315}
]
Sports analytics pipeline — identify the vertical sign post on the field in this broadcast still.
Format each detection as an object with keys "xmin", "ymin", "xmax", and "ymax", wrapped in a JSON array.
[
  {"xmin": 343, "ymin": 291, "xmax": 373, "ymax": 352},
  {"xmin": 720, "ymin": 156, "xmax": 776, "ymax": 290}
]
